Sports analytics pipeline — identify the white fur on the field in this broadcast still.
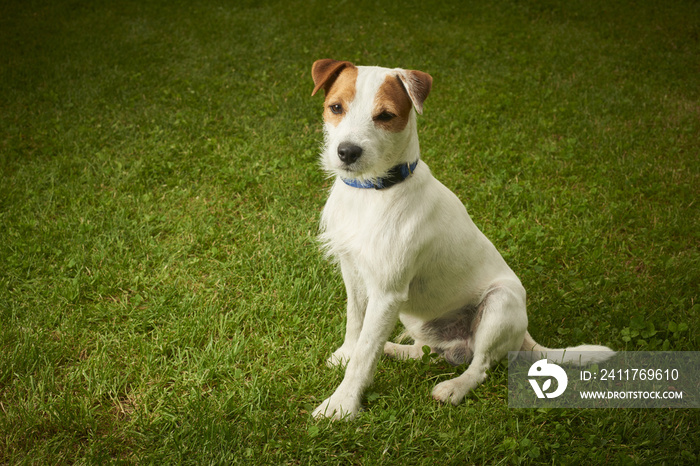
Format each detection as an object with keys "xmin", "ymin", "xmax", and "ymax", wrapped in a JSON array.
[{"xmin": 311, "ymin": 64, "xmax": 613, "ymax": 421}]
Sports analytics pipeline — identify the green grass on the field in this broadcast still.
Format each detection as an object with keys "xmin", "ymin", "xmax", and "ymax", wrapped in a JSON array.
[{"xmin": 1, "ymin": 0, "xmax": 698, "ymax": 463}]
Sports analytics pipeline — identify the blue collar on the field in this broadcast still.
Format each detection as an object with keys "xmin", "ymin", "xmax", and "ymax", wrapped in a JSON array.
[{"xmin": 341, "ymin": 160, "xmax": 419, "ymax": 190}]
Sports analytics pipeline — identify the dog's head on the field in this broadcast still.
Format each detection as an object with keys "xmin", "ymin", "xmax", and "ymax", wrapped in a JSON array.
[{"xmin": 311, "ymin": 59, "xmax": 432, "ymax": 182}]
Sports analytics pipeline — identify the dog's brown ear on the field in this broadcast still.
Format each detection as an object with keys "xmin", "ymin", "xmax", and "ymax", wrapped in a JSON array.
[
  {"xmin": 397, "ymin": 70, "xmax": 432, "ymax": 115},
  {"xmin": 312, "ymin": 59, "xmax": 355, "ymax": 97}
]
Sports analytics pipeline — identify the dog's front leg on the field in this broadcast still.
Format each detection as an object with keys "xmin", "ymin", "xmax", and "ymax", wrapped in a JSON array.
[
  {"xmin": 313, "ymin": 293, "xmax": 402, "ymax": 421},
  {"xmin": 327, "ymin": 262, "xmax": 367, "ymax": 367}
]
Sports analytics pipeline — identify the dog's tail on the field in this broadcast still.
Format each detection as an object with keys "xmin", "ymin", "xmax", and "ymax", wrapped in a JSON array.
[{"xmin": 518, "ymin": 331, "xmax": 615, "ymax": 366}]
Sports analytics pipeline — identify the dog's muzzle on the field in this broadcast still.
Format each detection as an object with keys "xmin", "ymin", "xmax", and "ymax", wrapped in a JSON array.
[{"xmin": 337, "ymin": 142, "xmax": 363, "ymax": 165}]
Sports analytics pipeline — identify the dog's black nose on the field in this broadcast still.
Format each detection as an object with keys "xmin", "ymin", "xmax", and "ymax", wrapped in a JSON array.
[{"xmin": 337, "ymin": 143, "xmax": 363, "ymax": 164}]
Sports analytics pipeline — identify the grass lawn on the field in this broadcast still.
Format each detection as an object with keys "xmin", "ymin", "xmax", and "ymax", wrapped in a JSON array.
[{"xmin": 1, "ymin": 0, "xmax": 698, "ymax": 463}]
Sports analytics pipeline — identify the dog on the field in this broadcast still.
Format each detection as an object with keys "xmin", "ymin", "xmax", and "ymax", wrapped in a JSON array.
[{"xmin": 310, "ymin": 59, "xmax": 613, "ymax": 420}]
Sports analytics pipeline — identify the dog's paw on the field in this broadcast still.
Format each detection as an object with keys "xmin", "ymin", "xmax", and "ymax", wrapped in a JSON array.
[
  {"xmin": 326, "ymin": 346, "xmax": 353, "ymax": 368},
  {"xmin": 432, "ymin": 378, "xmax": 469, "ymax": 406},
  {"xmin": 312, "ymin": 395, "xmax": 360, "ymax": 421},
  {"xmin": 383, "ymin": 341, "xmax": 424, "ymax": 360}
]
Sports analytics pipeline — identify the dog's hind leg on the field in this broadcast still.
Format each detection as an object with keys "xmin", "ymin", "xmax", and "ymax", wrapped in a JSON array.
[
  {"xmin": 383, "ymin": 341, "xmax": 428, "ymax": 360},
  {"xmin": 431, "ymin": 281, "xmax": 527, "ymax": 405},
  {"xmin": 384, "ymin": 313, "xmax": 434, "ymax": 360}
]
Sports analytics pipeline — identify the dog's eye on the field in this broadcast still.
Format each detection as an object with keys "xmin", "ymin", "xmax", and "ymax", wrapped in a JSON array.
[
  {"xmin": 374, "ymin": 111, "xmax": 396, "ymax": 122},
  {"xmin": 329, "ymin": 104, "xmax": 343, "ymax": 115}
]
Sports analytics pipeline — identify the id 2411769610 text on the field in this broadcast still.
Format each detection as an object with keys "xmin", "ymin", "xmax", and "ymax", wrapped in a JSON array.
[{"xmin": 581, "ymin": 368, "xmax": 679, "ymax": 382}]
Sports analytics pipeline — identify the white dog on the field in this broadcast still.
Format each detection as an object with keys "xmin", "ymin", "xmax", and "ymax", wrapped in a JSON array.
[{"xmin": 310, "ymin": 59, "xmax": 613, "ymax": 421}]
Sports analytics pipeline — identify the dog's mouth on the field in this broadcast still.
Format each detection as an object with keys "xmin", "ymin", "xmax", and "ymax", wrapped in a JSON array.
[
  {"xmin": 333, "ymin": 154, "xmax": 364, "ymax": 174},
  {"xmin": 323, "ymin": 159, "xmax": 360, "ymax": 179},
  {"xmin": 329, "ymin": 151, "xmax": 393, "ymax": 181},
  {"xmin": 334, "ymin": 163, "xmax": 372, "ymax": 182}
]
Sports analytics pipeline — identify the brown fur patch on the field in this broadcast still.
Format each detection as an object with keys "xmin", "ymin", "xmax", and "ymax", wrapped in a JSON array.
[
  {"xmin": 322, "ymin": 66, "xmax": 358, "ymax": 127},
  {"xmin": 399, "ymin": 70, "xmax": 432, "ymax": 115},
  {"xmin": 373, "ymin": 75, "xmax": 413, "ymax": 132},
  {"xmin": 312, "ymin": 60, "xmax": 353, "ymax": 96}
]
